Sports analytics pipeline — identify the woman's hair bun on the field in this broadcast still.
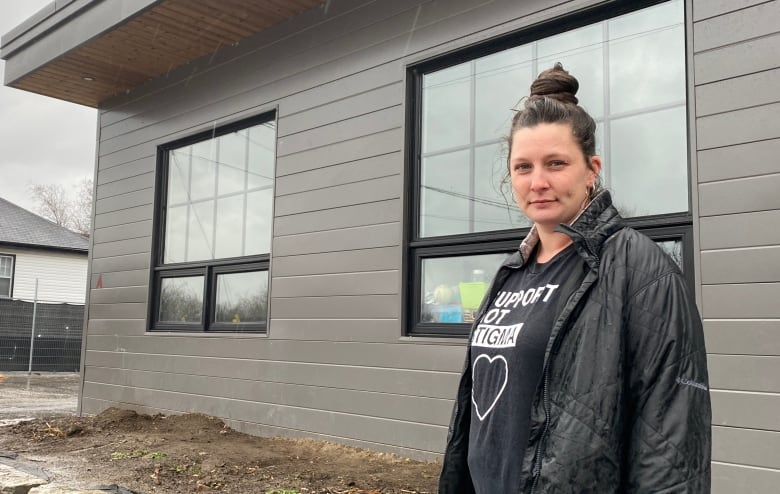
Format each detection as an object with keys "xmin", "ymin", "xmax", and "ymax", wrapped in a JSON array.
[{"xmin": 528, "ymin": 62, "xmax": 579, "ymax": 105}]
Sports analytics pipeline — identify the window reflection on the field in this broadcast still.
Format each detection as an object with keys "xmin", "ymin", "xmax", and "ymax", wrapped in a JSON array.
[
  {"xmin": 159, "ymin": 276, "xmax": 203, "ymax": 323},
  {"xmin": 418, "ymin": 0, "xmax": 686, "ymax": 237},
  {"xmin": 421, "ymin": 254, "xmax": 508, "ymax": 324},
  {"xmin": 215, "ymin": 271, "xmax": 268, "ymax": 324},
  {"xmin": 656, "ymin": 239, "xmax": 683, "ymax": 269},
  {"xmin": 164, "ymin": 121, "xmax": 276, "ymax": 263}
]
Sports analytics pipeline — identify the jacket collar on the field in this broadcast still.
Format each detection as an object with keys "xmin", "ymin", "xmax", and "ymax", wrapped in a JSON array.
[{"xmin": 506, "ymin": 190, "xmax": 625, "ymax": 271}]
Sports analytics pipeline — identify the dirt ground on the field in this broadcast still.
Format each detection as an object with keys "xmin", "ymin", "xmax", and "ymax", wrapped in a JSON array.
[{"xmin": 0, "ymin": 407, "xmax": 442, "ymax": 494}]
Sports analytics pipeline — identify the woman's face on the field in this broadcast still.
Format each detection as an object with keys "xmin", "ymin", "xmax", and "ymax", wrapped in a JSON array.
[{"xmin": 509, "ymin": 123, "xmax": 601, "ymax": 231}]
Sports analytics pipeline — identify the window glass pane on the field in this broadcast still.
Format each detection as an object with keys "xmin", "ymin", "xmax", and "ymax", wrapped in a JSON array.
[
  {"xmin": 189, "ymin": 140, "xmax": 216, "ymax": 201},
  {"xmin": 245, "ymin": 189, "xmax": 273, "ymax": 255},
  {"xmin": 609, "ymin": 1, "xmax": 685, "ymax": 114},
  {"xmin": 538, "ymin": 24, "xmax": 604, "ymax": 118},
  {"xmin": 164, "ymin": 119, "xmax": 275, "ymax": 264},
  {"xmin": 187, "ymin": 200, "xmax": 215, "ymax": 261},
  {"xmin": 417, "ymin": 1, "xmax": 686, "ymax": 238},
  {"xmin": 422, "ymin": 64, "xmax": 471, "ymax": 153},
  {"xmin": 215, "ymin": 195, "xmax": 245, "ymax": 259},
  {"xmin": 217, "ymin": 132, "xmax": 247, "ymax": 196},
  {"xmin": 215, "ymin": 271, "xmax": 268, "ymax": 324},
  {"xmin": 0, "ymin": 256, "xmax": 11, "ymax": 277},
  {"xmin": 475, "ymin": 46, "xmax": 534, "ymax": 142},
  {"xmin": 164, "ymin": 205, "xmax": 188, "ymax": 263},
  {"xmin": 421, "ymin": 254, "xmax": 508, "ymax": 324},
  {"xmin": 474, "ymin": 143, "xmax": 530, "ymax": 232},
  {"xmin": 159, "ymin": 276, "xmax": 203, "ymax": 323},
  {"xmin": 609, "ymin": 106, "xmax": 688, "ymax": 216},
  {"xmin": 420, "ymin": 150, "xmax": 470, "ymax": 237},
  {"xmin": 248, "ymin": 123, "xmax": 276, "ymax": 189},
  {"xmin": 168, "ymin": 150, "xmax": 190, "ymax": 205},
  {"xmin": 656, "ymin": 239, "xmax": 683, "ymax": 270},
  {"xmin": 0, "ymin": 278, "xmax": 10, "ymax": 297}
]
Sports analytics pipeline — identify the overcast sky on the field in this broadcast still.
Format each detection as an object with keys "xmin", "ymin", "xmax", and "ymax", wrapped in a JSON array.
[{"xmin": 0, "ymin": 0, "xmax": 97, "ymax": 213}]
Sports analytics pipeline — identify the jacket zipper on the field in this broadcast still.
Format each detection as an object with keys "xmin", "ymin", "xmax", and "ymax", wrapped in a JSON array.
[{"xmin": 529, "ymin": 255, "xmax": 597, "ymax": 494}]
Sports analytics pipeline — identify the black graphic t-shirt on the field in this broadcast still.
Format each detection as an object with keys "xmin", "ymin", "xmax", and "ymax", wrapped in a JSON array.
[{"xmin": 467, "ymin": 245, "xmax": 580, "ymax": 493}]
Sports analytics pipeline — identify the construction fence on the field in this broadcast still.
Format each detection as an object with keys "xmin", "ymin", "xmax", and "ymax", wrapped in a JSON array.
[{"xmin": 0, "ymin": 297, "xmax": 83, "ymax": 372}]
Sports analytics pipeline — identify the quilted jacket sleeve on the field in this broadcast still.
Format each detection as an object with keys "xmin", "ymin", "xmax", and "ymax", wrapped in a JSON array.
[{"xmin": 624, "ymin": 270, "xmax": 712, "ymax": 492}]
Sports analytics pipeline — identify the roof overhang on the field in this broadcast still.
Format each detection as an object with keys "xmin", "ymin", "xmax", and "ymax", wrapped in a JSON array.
[{"xmin": 1, "ymin": 0, "xmax": 326, "ymax": 108}]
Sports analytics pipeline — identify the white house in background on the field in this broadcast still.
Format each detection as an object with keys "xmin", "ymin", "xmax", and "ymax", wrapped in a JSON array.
[{"xmin": 0, "ymin": 197, "xmax": 88, "ymax": 304}]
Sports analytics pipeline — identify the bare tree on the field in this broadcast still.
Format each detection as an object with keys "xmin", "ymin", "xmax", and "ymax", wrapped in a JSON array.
[{"xmin": 29, "ymin": 178, "xmax": 93, "ymax": 237}]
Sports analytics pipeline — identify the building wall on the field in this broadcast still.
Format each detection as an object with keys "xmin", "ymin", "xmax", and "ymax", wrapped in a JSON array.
[
  {"xmin": 81, "ymin": 2, "xmax": 780, "ymax": 491},
  {"xmin": 692, "ymin": 0, "xmax": 780, "ymax": 492},
  {"xmin": 0, "ymin": 245, "xmax": 87, "ymax": 304}
]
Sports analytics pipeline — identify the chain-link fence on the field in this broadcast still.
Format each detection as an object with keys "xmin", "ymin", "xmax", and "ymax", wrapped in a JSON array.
[{"xmin": 0, "ymin": 296, "xmax": 83, "ymax": 372}]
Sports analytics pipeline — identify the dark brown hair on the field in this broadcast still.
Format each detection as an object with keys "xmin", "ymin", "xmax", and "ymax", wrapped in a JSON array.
[{"xmin": 506, "ymin": 63, "xmax": 601, "ymax": 195}]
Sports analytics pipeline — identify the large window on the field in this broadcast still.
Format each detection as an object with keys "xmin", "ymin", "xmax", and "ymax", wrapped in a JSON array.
[
  {"xmin": 0, "ymin": 255, "xmax": 14, "ymax": 298},
  {"xmin": 406, "ymin": 0, "xmax": 692, "ymax": 337},
  {"xmin": 150, "ymin": 112, "xmax": 276, "ymax": 332}
]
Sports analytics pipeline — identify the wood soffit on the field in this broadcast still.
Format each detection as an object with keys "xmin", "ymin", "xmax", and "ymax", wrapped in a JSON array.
[{"xmin": 10, "ymin": 0, "xmax": 326, "ymax": 108}]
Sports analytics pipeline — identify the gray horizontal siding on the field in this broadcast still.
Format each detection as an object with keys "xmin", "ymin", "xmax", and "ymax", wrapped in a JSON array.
[
  {"xmin": 713, "ymin": 426, "xmax": 780, "ymax": 469},
  {"xmin": 708, "ymin": 355, "xmax": 780, "ymax": 392},
  {"xmin": 88, "ymin": 319, "xmax": 146, "ymax": 336},
  {"xmin": 80, "ymin": 381, "xmax": 447, "ymax": 453},
  {"xmin": 277, "ymin": 82, "xmax": 403, "ymax": 137},
  {"xmin": 695, "ymin": 67, "xmax": 780, "ymax": 117},
  {"xmin": 276, "ymin": 128, "xmax": 402, "ymax": 176},
  {"xmin": 272, "ymin": 246, "xmax": 399, "ymax": 277},
  {"xmin": 702, "ymin": 283, "xmax": 780, "ymax": 319},
  {"xmin": 95, "ymin": 172, "xmax": 154, "ymax": 200},
  {"xmin": 693, "ymin": 31, "xmax": 780, "ymax": 84},
  {"xmin": 696, "ymin": 101, "xmax": 780, "ymax": 150},
  {"xmin": 272, "ymin": 271, "xmax": 398, "ymax": 297},
  {"xmin": 269, "ymin": 318, "xmax": 402, "ymax": 343},
  {"xmin": 92, "ymin": 220, "xmax": 152, "ymax": 244},
  {"xmin": 699, "ymin": 173, "xmax": 780, "ymax": 217},
  {"xmin": 692, "ymin": 0, "xmax": 770, "ymax": 22},
  {"xmin": 89, "ymin": 302, "xmax": 146, "ymax": 320},
  {"xmin": 89, "ymin": 286, "xmax": 148, "ymax": 305},
  {"xmin": 704, "ymin": 320, "xmax": 780, "ymax": 356},
  {"xmin": 273, "ymin": 199, "xmax": 401, "ymax": 237},
  {"xmin": 93, "ymin": 204, "xmax": 153, "ymax": 229},
  {"xmin": 700, "ymin": 246, "xmax": 780, "ymax": 284},
  {"xmin": 273, "ymin": 222, "xmax": 400, "ymax": 256},
  {"xmin": 275, "ymin": 152, "xmax": 401, "ymax": 196},
  {"xmin": 97, "ymin": 157, "xmax": 155, "ymax": 185},
  {"xmin": 83, "ymin": 367, "xmax": 452, "ymax": 426},
  {"xmin": 693, "ymin": 1, "xmax": 780, "ymax": 52},
  {"xmin": 84, "ymin": 350, "xmax": 459, "ymax": 399},
  {"xmin": 711, "ymin": 390, "xmax": 780, "ymax": 430},
  {"xmin": 91, "ymin": 236, "xmax": 150, "ymax": 259},
  {"xmin": 275, "ymin": 175, "xmax": 401, "ymax": 216},
  {"xmin": 712, "ymin": 462, "xmax": 780, "ymax": 494},
  {"xmin": 90, "ymin": 252, "xmax": 149, "ymax": 274},
  {"xmin": 85, "ymin": 335, "xmax": 464, "ymax": 373},
  {"xmin": 700, "ymin": 210, "xmax": 780, "ymax": 250},
  {"xmin": 271, "ymin": 294, "xmax": 399, "ymax": 319},
  {"xmin": 698, "ymin": 138, "xmax": 780, "ymax": 183},
  {"xmin": 90, "ymin": 269, "xmax": 148, "ymax": 290}
]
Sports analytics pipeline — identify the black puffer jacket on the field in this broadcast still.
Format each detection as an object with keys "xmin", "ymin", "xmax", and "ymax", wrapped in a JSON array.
[{"xmin": 439, "ymin": 191, "xmax": 711, "ymax": 493}]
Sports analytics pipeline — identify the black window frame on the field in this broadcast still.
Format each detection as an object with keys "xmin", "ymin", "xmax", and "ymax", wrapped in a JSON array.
[
  {"xmin": 149, "ymin": 111, "xmax": 276, "ymax": 333},
  {"xmin": 0, "ymin": 253, "xmax": 15, "ymax": 299},
  {"xmin": 404, "ymin": 0, "xmax": 693, "ymax": 338}
]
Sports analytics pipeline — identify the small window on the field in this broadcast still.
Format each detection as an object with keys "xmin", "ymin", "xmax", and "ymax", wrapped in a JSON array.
[
  {"xmin": 0, "ymin": 255, "xmax": 14, "ymax": 298},
  {"xmin": 406, "ymin": 0, "xmax": 691, "ymax": 337},
  {"xmin": 150, "ymin": 112, "xmax": 276, "ymax": 332}
]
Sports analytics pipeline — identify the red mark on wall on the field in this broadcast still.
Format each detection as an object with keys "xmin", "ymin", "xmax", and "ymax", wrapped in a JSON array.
[{"xmin": 96, "ymin": 274, "xmax": 103, "ymax": 289}]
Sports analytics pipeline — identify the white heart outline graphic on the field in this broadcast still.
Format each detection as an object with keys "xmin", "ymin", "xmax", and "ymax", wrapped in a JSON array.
[{"xmin": 471, "ymin": 354, "xmax": 508, "ymax": 421}]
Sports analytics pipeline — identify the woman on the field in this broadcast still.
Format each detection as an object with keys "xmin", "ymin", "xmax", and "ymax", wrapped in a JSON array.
[{"xmin": 439, "ymin": 64, "xmax": 711, "ymax": 493}]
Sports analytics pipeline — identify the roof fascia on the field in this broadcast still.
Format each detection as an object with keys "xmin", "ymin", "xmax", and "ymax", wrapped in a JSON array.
[{"xmin": 1, "ymin": 0, "xmax": 160, "ymax": 85}]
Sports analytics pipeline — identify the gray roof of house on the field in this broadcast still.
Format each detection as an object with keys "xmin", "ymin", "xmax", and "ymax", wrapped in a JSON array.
[{"xmin": 0, "ymin": 197, "xmax": 89, "ymax": 252}]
